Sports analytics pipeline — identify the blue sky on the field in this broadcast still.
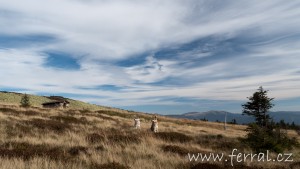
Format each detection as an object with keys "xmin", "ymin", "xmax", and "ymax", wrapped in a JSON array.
[{"xmin": 1, "ymin": 0, "xmax": 300, "ymax": 115}]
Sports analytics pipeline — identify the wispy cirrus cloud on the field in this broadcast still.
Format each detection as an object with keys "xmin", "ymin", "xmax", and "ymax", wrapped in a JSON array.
[{"xmin": 0, "ymin": 1, "xmax": 300, "ymax": 114}]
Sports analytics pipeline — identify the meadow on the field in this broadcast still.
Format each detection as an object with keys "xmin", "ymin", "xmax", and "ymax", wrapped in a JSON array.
[{"xmin": 0, "ymin": 92, "xmax": 299, "ymax": 169}]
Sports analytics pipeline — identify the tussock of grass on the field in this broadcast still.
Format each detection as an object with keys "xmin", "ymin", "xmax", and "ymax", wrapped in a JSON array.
[
  {"xmin": 94, "ymin": 145, "xmax": 105, "ymax": 151},
  {"xmin": 86, "ymin": 133, "xmax": 105, "ymax": 144},
  {"xmin": 86, "ymin": 130, "xmax": 142, "ymax": 145},
  {"xmin": 25, "ymin": 118, "xmax": 70, "ymax": 133},
  {"xmin": 190, "ymin": 163, "xmax": 223, "ymax": 169},
  {"xmin": 97, "ymin": 110, "xmax": 131, "ymax": 119},
  {"xmin": 5, "ymin": 123, "xmax": 33, "ymax": 138},
  {"xmin": 0, "ymin": 142, "xmax": 68, "ymax": 161},
  {"xmin": 68, "ymin": 146, "xmax": 88, "ymax": 156},
  {"xmin": 50, "ymin": 115, "xmax": 89, "ymax": 125},
  {"xmin": 90, "ymin": 162, "xmax": 130, "ymax": 169},
  {"xmin": 0, "ymin": 107, "xmax": 18, "ymax": 113},
  {"xmin": 290, "ymin": 162, "xmax": 300, "ymax": 169},
  {"xmin": 190, "ymin": 162, "xmax": 288, "ymax": 169},
  {"xmin": 96, "ymin": 114, "xmax": 119, "ymax": 122},
  {"xmin": 161, "ymin": 145, "xmax": 209, "ymax": 157},
  {"xmin": 155, "ymin": 132, "xmax": 193, "ymax": 143},
  {"xmin": 0, "ymin": 107, "xmax": 39, "ymax": 116},
  {"xmin": 195, "ymin": 134, "xmax": 245, "ymax": 151},
  {"xmin": 161, "ymin": 145, "xmax": 190, "ymax": 156},
  {"xmin": 107, "ymin": 133, "xmax": 141, "ymax": 145}
]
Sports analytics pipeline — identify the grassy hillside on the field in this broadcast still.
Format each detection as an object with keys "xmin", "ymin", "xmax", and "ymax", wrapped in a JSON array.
[
  {"xmin": 0, "ymin": 91, "xmax": 108, "ymax": 111},
  {"xmin": 0, "ymin": 93, "xmax": 299, "ymax": 169}
]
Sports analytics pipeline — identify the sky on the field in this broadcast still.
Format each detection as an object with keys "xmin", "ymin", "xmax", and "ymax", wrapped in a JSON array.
[{"xmin": 0, "ymin": 0, "xmax": 300, "ymax": 115}]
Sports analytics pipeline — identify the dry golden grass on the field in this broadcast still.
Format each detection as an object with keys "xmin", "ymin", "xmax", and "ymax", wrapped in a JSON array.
[{"xmin": 0, "ymin": 104, "xmax": 299, "ymax": 169}]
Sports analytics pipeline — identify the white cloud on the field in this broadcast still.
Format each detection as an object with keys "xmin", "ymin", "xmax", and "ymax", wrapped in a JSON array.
[
  {"xmin": 0, "ymin": 0, "xmax": 299, "ymax": 60},
  {"xmin": 0, "ymin": 1, "xmax": 300, "ymax": 111}
]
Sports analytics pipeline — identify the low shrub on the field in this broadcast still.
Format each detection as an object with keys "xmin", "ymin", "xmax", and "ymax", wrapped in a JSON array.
[{"xmin": 242, "ymin": 124, "xmax": 299, "ymax": 153}]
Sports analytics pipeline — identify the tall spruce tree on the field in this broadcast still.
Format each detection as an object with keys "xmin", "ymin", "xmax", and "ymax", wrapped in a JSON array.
[
  {"xmin": 242, "ymin": 87, "xmax": 298, "ymax": 153},
  {"xmin": 242, "ymin": 86, "xmax": 274, "ymax": 127}
]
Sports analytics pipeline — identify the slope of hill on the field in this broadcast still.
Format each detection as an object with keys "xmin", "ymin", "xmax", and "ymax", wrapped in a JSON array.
[
  {"xmin": 0, "ymin": 92, "xmax": 299, "ymax": 169},
  {"xmin": 0, "ymin": 91, "xmax": 108, "ymax": 111},
  {"xmin": 168, "ymin": 110, "xmax": 300, "ymax": 125}
]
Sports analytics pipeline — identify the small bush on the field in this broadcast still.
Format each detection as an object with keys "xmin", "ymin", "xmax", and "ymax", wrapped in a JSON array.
[
  {"xmin": 155, "ymin": 132, "xmax": 193, "ymax": 143},
  {"xmin": 26, "ymin": 118, "xmax": 70, "ymax": 133},
  {"xmin": 90, "ymin": 162, "xmax": 130, "ymax": 169},
  {"xmin": 242, "ymin": 123, "xmax": 299, "ymax": 153},
  {"xmin": 86, "ymin": 133, "xmax": 105, "ymax": 144}
]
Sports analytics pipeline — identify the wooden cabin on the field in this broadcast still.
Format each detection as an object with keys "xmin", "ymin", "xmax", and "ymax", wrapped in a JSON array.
[{"xmin": 42, "ymin": 100, "xmax": 70, "ymax": 109}]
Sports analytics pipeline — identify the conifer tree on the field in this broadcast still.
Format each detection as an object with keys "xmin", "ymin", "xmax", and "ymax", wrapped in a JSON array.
[
  {"xmin": 20, "ymin": 94, "xmax": 31, "ymax": 107},
  {"xmin": 242, "ymin": 86, "xmax": 274, "ymax": 127}
]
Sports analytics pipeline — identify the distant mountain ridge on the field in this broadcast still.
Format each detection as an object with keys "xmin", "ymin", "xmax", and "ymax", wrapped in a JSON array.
[{"xmin": 167, "ymin": 110, "xmax": 300, "ymax": 125}]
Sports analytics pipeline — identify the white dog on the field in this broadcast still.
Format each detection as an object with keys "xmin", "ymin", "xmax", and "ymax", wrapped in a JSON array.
[
  {"xmin": 134, "ymin": 118, "xmax": 141, "ymax": 129},
  {"xmin": 151, "ymin": 116, "xmax": 158, "ymax": 133}
]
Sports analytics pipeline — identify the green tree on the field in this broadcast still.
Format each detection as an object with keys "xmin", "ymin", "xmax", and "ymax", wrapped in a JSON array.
[
  {"xmin": 20, "ymin": 94, "xmax": 31, "ymax": 107},
  {"xmin": 242, "ymin": 87, "xmax": 299, "ymax": 153},
  {"xmin": 242, "ymin": 86, "xmax": 274, "ymax": 127}
]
